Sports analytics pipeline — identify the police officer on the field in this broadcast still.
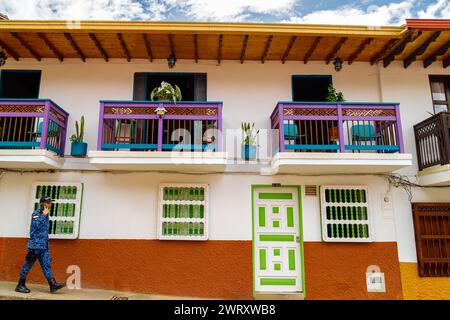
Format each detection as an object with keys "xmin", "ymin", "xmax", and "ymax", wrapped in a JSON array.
[{"xmin": 15, "ymin": 196, "xmax": 65, "ymax": 294}]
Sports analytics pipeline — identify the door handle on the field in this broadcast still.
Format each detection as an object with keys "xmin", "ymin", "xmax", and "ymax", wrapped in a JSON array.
[{"xmin": 296, "ymin": 236, "xmax": 300, "ymax": 243}]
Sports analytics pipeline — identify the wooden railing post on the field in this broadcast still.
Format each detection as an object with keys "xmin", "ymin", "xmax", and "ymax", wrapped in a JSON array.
[
  {"xmin": 157, "ymin": 102, "xmax": 163, "ymax": 151},
  {"xmin": 337, "ymin": 104, "xmax": 345, "ymax": 153},
  {"xmin": 278, "ymin": 103, "xmax": 285, "ymax": 152},
  {"xmin": 441, "ymin": 112, "xmax": 450, "ymax": 165},
  {"xmin": 40, "ymin": 100, "xmax": 50, "ymax": 150},
  {"xmin": 97, "ymin": 102, "xmax": 105, "ymax": 151},
  {"xmin": 394, "ymin": 104, "xmax": 405, "ymax": 153}
]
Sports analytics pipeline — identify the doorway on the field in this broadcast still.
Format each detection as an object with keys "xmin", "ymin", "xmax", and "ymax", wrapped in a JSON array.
[
  {"xmin": 252, "ymin": 185, "xmax": 304, "ymax": 297},
  {"xmin": 292, "ymin": 75, "xmax": 332, "ymax": 102}
]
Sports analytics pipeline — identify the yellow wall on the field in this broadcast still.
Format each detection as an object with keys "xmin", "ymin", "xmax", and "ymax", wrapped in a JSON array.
[{"xmin": 400, "ymin": 263, "xmax": 450, "ymax": 300}]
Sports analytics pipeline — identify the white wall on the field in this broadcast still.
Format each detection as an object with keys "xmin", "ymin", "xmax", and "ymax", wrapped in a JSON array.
[
  {"xmin": 0, "ymin": 171, "xmax": 397, "ymax": 242},
  {"xmin": 1, "ymin": 58, "xmax": 449, "ymax": 263}
]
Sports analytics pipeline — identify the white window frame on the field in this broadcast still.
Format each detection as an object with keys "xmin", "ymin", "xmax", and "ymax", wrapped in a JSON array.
[
  {"xmin": 30, "ymin": 182, "xmax": 83, "ymax": 240},
  {"xmin": 157, "ymin": 183, "xmax": 209, "ymax": 241},
  {"xmin": 320, "ymin": 185, "xmax": 373, "ymax": 243}
]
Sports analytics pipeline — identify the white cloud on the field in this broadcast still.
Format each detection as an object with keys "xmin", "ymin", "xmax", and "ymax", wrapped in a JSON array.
[
  {"xmin": 282, "ymin": 1, "xmax": 416, "ymax": 26},
  {"xmin": 181, "ymin": 0, "xmax": 296, "ymax": 21},
  {"xmin": 417, "ymin": 0, "xmax": 450, "ymax": 19}
]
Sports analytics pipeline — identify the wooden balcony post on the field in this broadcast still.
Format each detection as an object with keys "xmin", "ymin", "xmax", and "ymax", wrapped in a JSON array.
[
  {"xmin": 337, "ymin": 104, "xmax": 345, "ymax": 153},
  {"xmin": 157, "ymin": 102, "xmax": 163, "ymax": 151},
  {"xmin": 278, "ymin": 103, "xmax": 285, "ymax": 152},
  {"xmin": 394, "ymin": 104, "xmax": 405, "ymax": 153},
  {"xmin": 97, "ymin": 102, "xmax": 105, "ymax": 150},
  {"xmin": 39, "ymin": 100, "xmax": 50, "ymax": 150}
]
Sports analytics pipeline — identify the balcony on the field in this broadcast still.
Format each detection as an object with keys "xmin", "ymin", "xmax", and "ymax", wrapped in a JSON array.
[
  {"xmin": 414, "ymin": 112, "xmax": 450, "ymax": 186},
  {"xmin": 0, "ymin": 99, "xmax": 68, "ymax": 169},
  {"xmin": 88, "ymin": 101, "xmax": 227, "ymax": 172},
  {"xmin": 269, "ymin": 102, "xmax": 412, "ymax": 174}
]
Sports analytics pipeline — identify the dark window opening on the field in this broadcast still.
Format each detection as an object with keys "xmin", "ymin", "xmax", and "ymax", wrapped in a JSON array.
[
  {"xmin": 292, "ymin": 75, "xmax": 332, "ymax": 102},
  {"xmin": 429, "ymin": 76, "xmax": 450, "ymax": 114},
  {"xmin": 133, "ymin": 72, "xmax": 207, "ymax": 101},
  {"xmin": 0, "ymin": 70, "xmax": 41, "ymax": 99}
]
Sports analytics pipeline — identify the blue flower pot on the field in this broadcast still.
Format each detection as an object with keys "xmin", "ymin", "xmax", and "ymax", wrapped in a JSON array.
[
  {"xmin": 71, "ymin": 142, "xmax": 88, "ymax": 157},
  {"xmin": 242, "ymin": 145, "xmax": 257, "ymax": 160}
]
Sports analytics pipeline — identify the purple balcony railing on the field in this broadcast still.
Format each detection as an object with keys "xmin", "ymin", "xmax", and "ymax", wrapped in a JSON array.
[
  {"xmin": 97, "ymin": 100, "xmax": 223, "ymax": 152},
  {"xmin": 0, "ymin": 99, "xmax": 69, "ymax": 155},
  {"xmin": 271, "ymin": 102, "xmax": 404, "ymax": 154}
]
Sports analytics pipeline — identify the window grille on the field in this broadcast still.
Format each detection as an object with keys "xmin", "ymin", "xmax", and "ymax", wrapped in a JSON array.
[
  {"xmin": 320, "ymin": 185, "xmax": 372, "ymax": 242},
  {"xmin": 31, "ymin": 182, "xmax": 83, "ymax": 239},
  {"xmin": 157, "ymin": 183, "xmax": 209, "ymax": 240}
]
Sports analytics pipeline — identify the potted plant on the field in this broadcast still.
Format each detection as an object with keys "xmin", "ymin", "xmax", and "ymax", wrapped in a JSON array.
[
  {"xmin": 70, "ymin": 116, "xmax": 87, "ymax": 157},
  {"xmin": 241, "ymin": 122, "xmax": 259, "ymax": 160},
  {"xmin": 326, "ymin": 85, "xmax": 345, "ymax": 143},
  {"xmin": 150, "ymin": 81, "xmax": 182, "ymax": 103}
]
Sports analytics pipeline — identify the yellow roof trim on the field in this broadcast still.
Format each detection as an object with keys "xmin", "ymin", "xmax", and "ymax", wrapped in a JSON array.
[{"xmin": 0, "ymin": 20, "xmax": 406, "ymax": 38}]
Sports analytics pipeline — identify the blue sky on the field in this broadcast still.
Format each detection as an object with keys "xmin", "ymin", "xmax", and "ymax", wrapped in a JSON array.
[{"xmin": 0, "ymin": 0, "xmax": 448, "ymax": 25}]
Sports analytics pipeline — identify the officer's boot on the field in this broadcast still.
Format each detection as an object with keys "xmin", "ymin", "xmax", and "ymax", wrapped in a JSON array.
[
  {"xmin": 15, "ymin": 278, "xmax": 31, "ymax": 293},
  {"xmin": 48, "ymin": 278, "xmax": 65, "ymax": 293}
]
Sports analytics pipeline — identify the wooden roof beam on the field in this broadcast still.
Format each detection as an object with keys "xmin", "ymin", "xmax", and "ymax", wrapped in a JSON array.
[
  {"xmin": 370, "ymin": 39, "xmax": 397, "ymax": 65},
  {"xmin": 10, "ymin": 32, "xmax": 41, "ymax": 61},
  {"xmin": 117, "ymin": 33, "xmax": 131, "ymax": 62},
  {"xmin": 63, "ymin": 33, "xmax": 86, "ymax": 62},
  {"xmin": 383, "ymin": 30, "xmax": 420, "ymax": 67},
  {"xmin": 0, "ymin": 38, "xmax": 20, "ymax": 61},
  {"xmin": 37, "ymin": 32, "xmax": 63, "ymax": 62},
  {"xmin": 142, "ymin": 34, "xmax": 153, "ymax": 62},
  {"xmin": 89, "ymin": 33, "xmax": 108, "ymax": 62},
  {"xmin": 240, "ymin": 35, "xmax": 249, "ymax": 64},
  {"xmin": 217, "ymin": 34, "xmax": 223, "ymax": 65},
  {"xmin": 348, "ymin": 38, "xmax": 373, "ymax": 65},
  {"xmin": 261, "ymin": 35, "xmax": 273, "ymax": 64},
  {"xmin": 281, "ymin": 36, "xmax": 296, "ymax": 64},
  {"xmin": 404, "ymin": 31, "xmax": 441, "ymax": 68},
  {"xmin": 444, "ymin": 55, "xmax": 450, "ymax": 68},
  {"xmin": 304, "ymin": 36, "xmax": 321, "ymax": 64},
  {"xmin": 325, "ymin": 37, "xmax": 347, "ymax": 64},
  {"xmin": 423, "ymin": 39, "xmax": 450, "ymax": 68},
  {"xmin": 194, "ymin": 34, "xmax": 198, "ymax": 63}
]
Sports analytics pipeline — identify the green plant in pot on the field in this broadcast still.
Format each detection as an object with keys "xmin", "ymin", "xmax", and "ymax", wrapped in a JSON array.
[
  {"xmin": 150, "ymin": 81, "xmax": 182, "ymax": 103},
  {"xmin": 241, "ymin": 122, "xmax": 259, "ymax": 160},
  {"xmin": 326, "ymin": 85, "xmax": 345, "ymax": 144},
  {"xmin": 70, "ymin": 116, "xmax": 87, "ymax": 157}
]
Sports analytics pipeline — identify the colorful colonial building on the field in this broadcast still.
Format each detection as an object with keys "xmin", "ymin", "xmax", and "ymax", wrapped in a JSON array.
[{"xmin": 0, "ymin": 18, "xmax": 448, "ymax": 300}]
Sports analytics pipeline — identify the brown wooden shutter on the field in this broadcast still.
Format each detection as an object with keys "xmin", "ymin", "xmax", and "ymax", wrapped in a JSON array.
[{"xmin": 412, "ymin": 203, "xmax": 450, "ymax": 277}]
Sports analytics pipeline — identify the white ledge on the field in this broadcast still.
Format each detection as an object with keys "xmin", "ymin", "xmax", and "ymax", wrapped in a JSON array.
[
  {"xmin": 417, "ymin": 164, "xmax": 450, "ymax": 186},
  {"xmin": 0, "ymin": 149, "xmax": 64, "ymax": 170},
  {"xmin": 88, "ymin": 151, "xmax": 228, "ymax": 172},
  {"xmin": 270, "ymin": 152, "xmax": 412, "ymax": 175}
]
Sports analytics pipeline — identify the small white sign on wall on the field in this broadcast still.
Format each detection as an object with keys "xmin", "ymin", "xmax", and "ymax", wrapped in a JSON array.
[{"xmin": 366, "ymin": 272, "xmax": 386, "ymax": 292}]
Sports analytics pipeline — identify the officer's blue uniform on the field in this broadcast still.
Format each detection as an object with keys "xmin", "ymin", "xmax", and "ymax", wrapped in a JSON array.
[{"xmin": 19, "ymin": 209, "xmax": 54, "ymax": 281}]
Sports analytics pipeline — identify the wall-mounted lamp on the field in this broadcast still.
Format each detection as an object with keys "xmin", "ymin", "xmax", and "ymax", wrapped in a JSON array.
[
  {"xmin": 167, "ymin": 54, "xmax": 177, "ymax": 69},
  {"xmin": 333, "ymin": 57, "xmax": 343, "ymax": 72},
  {"xmin": 0, "ymin": 52, "xmax": 7, "ymax": 67}
]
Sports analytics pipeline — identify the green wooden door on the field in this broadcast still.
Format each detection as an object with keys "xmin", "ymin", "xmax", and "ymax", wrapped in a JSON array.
[{"xmin": 253, "ymin": 186, "xmax": 303, "ymax": 293}]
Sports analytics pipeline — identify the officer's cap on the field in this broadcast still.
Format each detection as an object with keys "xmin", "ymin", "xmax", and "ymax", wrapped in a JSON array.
[{"xmin": 39, "ymin": 196, "xmax": 55, "ymax": 203}]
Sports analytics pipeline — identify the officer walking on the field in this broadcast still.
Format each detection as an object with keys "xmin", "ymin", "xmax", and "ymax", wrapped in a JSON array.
[{"xmin": 15, "ymin": 196, "xmax": 65, "ymax": 294}]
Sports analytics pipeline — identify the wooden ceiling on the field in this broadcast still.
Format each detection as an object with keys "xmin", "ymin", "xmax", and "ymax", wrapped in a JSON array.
[{"xmin": 0, "ymin": 19, "xmax": 448, "ymax": 68}]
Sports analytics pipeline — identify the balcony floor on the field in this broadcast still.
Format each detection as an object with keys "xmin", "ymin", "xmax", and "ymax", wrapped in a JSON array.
[
  {"xmin": 0, "ymin": 149, "xmax": 64, "ymax": 170},
  {"xmin": 270, "ymin": 152, "xmax": 412, "ymax": 175},
  {"xmin": 88, "ymin": 151, "xmax": 228, "ymax": 173}
]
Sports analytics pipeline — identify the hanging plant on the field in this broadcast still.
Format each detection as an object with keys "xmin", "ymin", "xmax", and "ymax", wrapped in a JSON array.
[{"xmin": 150, "ymin": 81, "xmax": 182, "ymax": 103}]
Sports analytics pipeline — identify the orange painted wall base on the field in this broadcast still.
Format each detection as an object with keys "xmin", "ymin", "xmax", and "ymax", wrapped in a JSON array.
[{"xmin": 0, "ymin": 238, "xmax": 402, "ymax": 299}]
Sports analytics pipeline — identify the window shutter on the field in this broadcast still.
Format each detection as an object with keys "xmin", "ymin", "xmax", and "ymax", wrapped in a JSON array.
[
  {"xmin": 412, "ymin": 203, "xmax": 450, "ymax": 277},
  {"xmin": 133, "ymin": 72, "xmax": 147, "ymax": 100},
  {"xmin": 194, "ymin": 73, "xmax": 207, "ymax": 101},
  {"xmin": 31, "ymin": 182, "xmax": 83, "ymax": 239},
  {"xmin": 320, "ymin": 185, "xmax": 372, "ymax": 242},
  {"xmin": 157, "ymin": 183, "xmax": 209, "ymax": 240}
]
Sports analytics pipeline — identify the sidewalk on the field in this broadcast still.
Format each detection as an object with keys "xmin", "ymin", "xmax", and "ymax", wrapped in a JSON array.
[{"xmin": 0, "ymin": 281, "xmax": 208, "ymax": 300}]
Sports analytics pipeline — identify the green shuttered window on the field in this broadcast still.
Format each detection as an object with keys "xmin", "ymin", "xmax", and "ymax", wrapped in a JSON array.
[
  {"xmin": 31, "ymin": 182, "xmax": 83, "ymax": 240},
  {"xmin": 157, "ymin": 183, "xmax": 209, "ymax": 240},
  {"xmin": 320, "ymin": 185, "xmax": 372, "ymax": 242}
]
